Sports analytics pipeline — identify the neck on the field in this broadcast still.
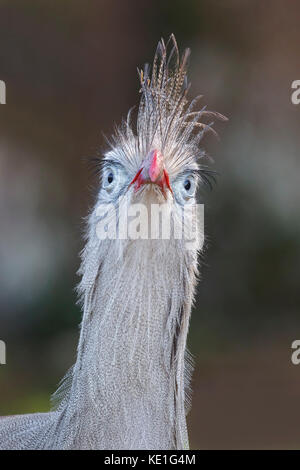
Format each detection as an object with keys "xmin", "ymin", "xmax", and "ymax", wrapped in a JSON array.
[{"xmin": 54, "ymin": 213, "xmax": 196, "ymax": 450}]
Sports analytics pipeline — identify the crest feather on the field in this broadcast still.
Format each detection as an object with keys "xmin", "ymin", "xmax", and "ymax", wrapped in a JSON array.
[{"xmin": 111, "ymin": 34, "xmax": 227, "ymax": 175}]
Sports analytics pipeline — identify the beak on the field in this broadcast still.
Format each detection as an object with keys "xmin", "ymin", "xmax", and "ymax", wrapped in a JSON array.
[{"xmin": 129, "ymin": 149, "xmax": 173, "ymax": 198}]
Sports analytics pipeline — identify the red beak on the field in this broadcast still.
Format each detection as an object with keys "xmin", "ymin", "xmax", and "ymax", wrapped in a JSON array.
[{"xmin": 129, "ymin": 149, "xmax": 172, "ymax": 197}]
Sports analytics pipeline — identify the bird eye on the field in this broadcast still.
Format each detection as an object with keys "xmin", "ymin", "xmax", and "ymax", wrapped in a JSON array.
[
  {"xmin": 173, "ymin": 173, "xmax": 196, "ymax": 204},
  {"xmin": 182, "ymin": 176, "xmax": 195, "ymax": 196},
  {"xmin": 103, "ymin": 167, "xmax": 116, "ymax": 190},
  {"xmin": 102, "ymin": 164, "xmax": 128, "ymax": 195},
  {"xmin": 184, "ymin": 179, "xmax": 191, "ymax": 191},
  {"xmin": 107, "ymin": 172, "xmax": 114, "ymax": 184}
]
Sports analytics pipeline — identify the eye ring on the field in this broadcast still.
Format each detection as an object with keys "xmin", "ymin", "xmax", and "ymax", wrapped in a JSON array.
[{"xmin": 175, "ymin": 173, "xmax": 196, "ymax": 201}]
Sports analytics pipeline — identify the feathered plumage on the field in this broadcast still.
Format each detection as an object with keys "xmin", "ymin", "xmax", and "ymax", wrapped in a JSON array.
[
  {"xmin": 109, "ymin": 34, "xmax": 226, "ymax": 182},
  {"xmin": 0, "ymin": 35, "xmax": 225, "ymax": 450}
]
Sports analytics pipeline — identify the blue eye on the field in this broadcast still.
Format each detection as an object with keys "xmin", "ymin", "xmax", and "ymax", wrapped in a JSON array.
[
  {"xmin": 184, "ymin": 179, "xmax": 191, "ymax": 191},
  {"xmin": 107, "ymin": 172, "xmax": 114, "ymax": 184}
]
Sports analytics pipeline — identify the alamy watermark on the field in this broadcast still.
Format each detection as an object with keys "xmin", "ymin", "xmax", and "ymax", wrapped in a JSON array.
[
  {"xmin": 95, "ymin": 199, "xmax": 204, "ymax": 251},
  {"xmin": 0, "ymin": 80, "xmax": 6, "ymax": 104},
  {"xmin": 291, "ymin": 80, "xmax": 300, "ymax": 105},
  {"xmin": 291, "ymin": 340, "xmax": 300, "ymax": 365},
  {"xmin": 0, "ymin": 340, "xmax": 6, "ymax": 365}
]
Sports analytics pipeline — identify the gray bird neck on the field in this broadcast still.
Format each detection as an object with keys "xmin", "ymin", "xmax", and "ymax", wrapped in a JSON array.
[{"xmin": 69, "ymin": 238, "xmax": 189, "ymax": 449}]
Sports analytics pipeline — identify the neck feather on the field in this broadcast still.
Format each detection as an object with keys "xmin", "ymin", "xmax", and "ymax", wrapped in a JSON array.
[{"xmin": 52, "ymin": 212, "xmax": 197, "ymax": 450}]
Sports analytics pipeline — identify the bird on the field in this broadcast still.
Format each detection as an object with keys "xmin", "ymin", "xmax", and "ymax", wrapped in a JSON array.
[{"xmin": 0, "ymin": 34, "xmax": 225, "ymax": 450}]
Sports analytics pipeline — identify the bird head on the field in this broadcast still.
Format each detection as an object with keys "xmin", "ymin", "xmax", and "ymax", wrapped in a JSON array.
[{"xmin": 95, "ymin": 35, "xmax": 226, "ymax": 248}]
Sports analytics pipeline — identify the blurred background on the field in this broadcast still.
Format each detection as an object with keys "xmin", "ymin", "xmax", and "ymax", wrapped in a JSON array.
[{"xmin": 0, "ymin": 0, "xmax": 300, "ymax": 449}]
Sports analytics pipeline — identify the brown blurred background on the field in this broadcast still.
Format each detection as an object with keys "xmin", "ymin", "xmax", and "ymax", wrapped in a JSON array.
[{"xmin": 0, "ymin": 0, "xmax": 300, "ymax": 449}]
